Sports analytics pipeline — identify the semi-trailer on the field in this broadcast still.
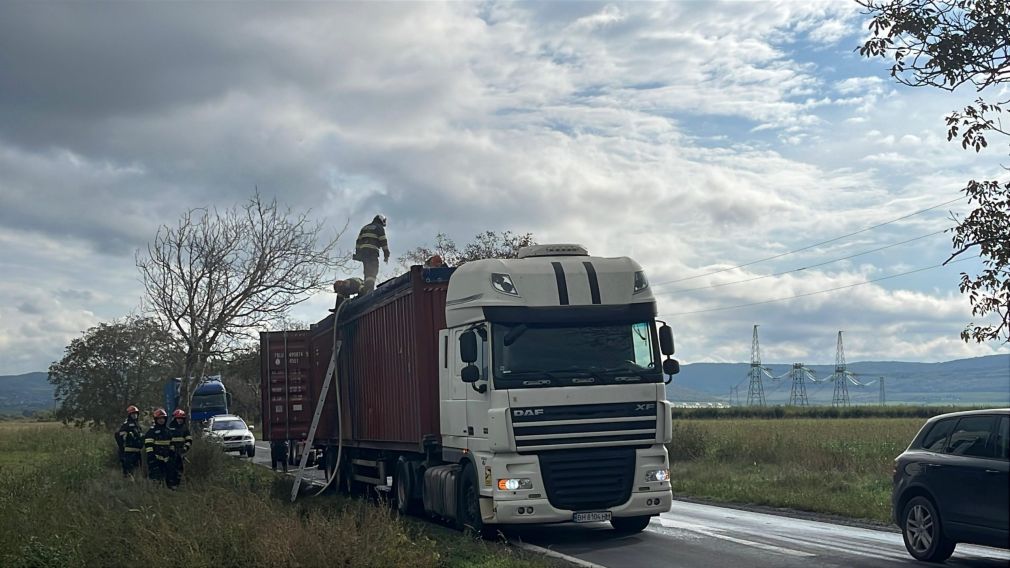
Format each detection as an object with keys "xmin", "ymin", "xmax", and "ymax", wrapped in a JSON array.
[{"xmin": 260, "ymin": 244, "xmax": 679, "ymax": 534}]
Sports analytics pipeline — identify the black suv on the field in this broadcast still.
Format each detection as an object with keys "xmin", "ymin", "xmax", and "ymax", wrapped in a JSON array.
[{"xmin": 892, "ymin": 409, "xmax": 1009, "ymax": 562}]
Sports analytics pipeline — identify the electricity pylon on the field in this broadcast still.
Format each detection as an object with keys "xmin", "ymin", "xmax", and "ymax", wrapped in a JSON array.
[
  {"xmin": 747, "ymin": 325, "xmax": 767, "ymax": 406},
  {"xmin": 787, "ymin": 363, "xmax": 811, "ymax": 406},
  {"xmin": 831, "ymin": 331, "xmax": 850, "ymax": 407},
  {"xmin": 879, "ymin": 376, "xmax": 886, "ymax": 406}
]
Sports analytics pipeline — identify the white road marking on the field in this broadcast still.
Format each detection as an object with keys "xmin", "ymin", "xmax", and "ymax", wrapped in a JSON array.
[
  {"xmin": 515, "ymin": 543, "xmax": 609, "ymax": 568},
  {"xmin": 656, "ymin": 517, "xmax": 815, "ymax": 557}
]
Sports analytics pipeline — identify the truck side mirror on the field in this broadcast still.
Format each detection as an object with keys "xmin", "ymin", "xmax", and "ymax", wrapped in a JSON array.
[
  {"xmin": 663, "ymin": 358, "xmax": 680, "ymax": 376},
  {"xmin": 461, "ymin": 364, "xmax": 480, "ymax": 383},
  {"xmin": 226, "ymin": 392, "xmax": 233, "ymax": 407},
  {"xmin": 459, "ymin": 331, "xmax": 478, "ymax": 363},
  {"xmin": 659, "ymin": 325, "xmax": 675, "ymax": 356}
]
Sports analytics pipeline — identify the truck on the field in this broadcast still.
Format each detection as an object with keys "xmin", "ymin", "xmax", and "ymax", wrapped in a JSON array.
[
  {"xmin": 260, "ymin": 244, "xmax": 679, "ymax": 535},
  {"xmin": 189, "ymin": 376, "xmax": 231, "ymax": 423}
]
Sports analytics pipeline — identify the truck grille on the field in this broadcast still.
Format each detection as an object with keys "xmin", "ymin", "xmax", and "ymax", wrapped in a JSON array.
[
  {"xmin": 510, "ymin": 401, "xmax": 658, "ymax": 452},
  {"xmin": 538, "ymin": 447, "xmax": 636, "ymax": 511}
]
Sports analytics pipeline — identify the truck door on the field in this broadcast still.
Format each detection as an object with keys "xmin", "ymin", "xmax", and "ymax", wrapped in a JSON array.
[
  {"xmin": 439, "ymin": 329, "xmax": 469, "ymax": 447},
  {"xmin": 465, "ymin": 325, "xmax": 491, "ymax": 451}
]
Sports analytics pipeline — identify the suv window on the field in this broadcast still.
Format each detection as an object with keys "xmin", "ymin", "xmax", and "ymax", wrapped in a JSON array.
[
  {"xmin": 946, "ymin": 415, "xmax": 999, "ymax": 458},
  {"xmin": 920, "ymin": 418, "xmax": 955, "ymax": 452},
  {"xmin": 997, "ymin": 416, "xmax": 1009, "ymax": 460}
]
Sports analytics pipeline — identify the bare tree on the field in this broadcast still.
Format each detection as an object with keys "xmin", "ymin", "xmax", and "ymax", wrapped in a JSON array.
[{"xmin": 137, "ymin": 192, "xmax": 346, "ymax": 402}]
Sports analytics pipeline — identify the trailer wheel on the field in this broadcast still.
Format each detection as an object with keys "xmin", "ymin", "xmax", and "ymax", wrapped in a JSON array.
[
  {"xmin": 395, "ymin": 458, "xmax": 420, "ymax": 516},
  {"xmin": 458, "ymin": 464, "xmax": 497, "ymax": 540}
]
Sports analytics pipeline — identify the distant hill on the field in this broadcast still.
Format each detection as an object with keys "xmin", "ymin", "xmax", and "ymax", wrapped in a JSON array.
[
  {"xmin": 0, "ymin": 372, "xmax": 54, "ymax": 415},
  {"xmin": 667, "ymin": 354, "xmax": 1010, "ymax": 405}
]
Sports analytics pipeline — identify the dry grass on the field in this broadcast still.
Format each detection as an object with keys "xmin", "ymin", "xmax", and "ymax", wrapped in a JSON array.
[
  {"xmin": 666, "ymin": 418, "xmax": 926, "ymax": 523},
  {"xmin": 0, "ymin": 424, "xmax": 553, "ymax": 568}
]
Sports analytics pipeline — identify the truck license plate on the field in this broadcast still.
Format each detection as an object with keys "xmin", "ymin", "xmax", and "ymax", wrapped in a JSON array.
[{"xmin": 573, "ymin": 511, "xmax": 612, "ymax": 523}]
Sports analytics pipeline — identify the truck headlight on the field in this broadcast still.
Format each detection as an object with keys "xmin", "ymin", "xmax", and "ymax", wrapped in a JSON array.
[
  {"xmin": 498, "ymin": 478, "xmax": 533, "ymax": 491},
  {"xmin": 646, "ymin": 469, "xmax": 670, "ymax": 482}
]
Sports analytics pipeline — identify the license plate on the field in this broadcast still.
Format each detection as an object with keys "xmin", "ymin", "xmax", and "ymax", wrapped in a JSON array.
[{"xmin": 573, "ymin": 511, "xmax": 612, "ymax": 523}]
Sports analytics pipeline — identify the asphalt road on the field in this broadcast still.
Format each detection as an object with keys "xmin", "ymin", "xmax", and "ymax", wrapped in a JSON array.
[{"xmin": 240, "ymin": 442, "xmax": 1009, "ymax": 568}]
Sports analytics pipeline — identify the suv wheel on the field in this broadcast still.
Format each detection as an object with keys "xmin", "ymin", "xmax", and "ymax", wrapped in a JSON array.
[{"xmin": 902, "ymin": 496, "xmax": 956, "ymax": 562}]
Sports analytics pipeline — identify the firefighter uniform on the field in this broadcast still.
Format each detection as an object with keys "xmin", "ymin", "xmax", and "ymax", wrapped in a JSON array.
[
  {"xmin": 166, "ymin": 417, "xmax": 192, "ymax": 489},
  {"xmin": 115, "ymin": 416, "xmax": 144, "ymax": 477},
  {"xmin": 144, "ymin": 420, "xmax": 172, "ymax": 481},
  {"xmin": 354, "ymin": 215, "xmax": 389, "ymax": 293}
]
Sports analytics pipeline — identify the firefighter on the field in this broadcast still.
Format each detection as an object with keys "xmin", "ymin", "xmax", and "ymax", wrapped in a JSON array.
[
  {"xmin": 166, "ymin": 409, "xmax": 192, "ymax": 489},
  {"xmin": 115, "ymin": 405, "xmax": 144, "ymax": 478},
  {"xmin": 143, "ymin": 408, "xmax": 172, "ymax": 482},
  {"xmin": 353, "ymin": 214, "xmax": 389, "ymax": 293}
]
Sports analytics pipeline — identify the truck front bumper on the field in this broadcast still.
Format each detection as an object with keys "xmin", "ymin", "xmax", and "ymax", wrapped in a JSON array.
[{"xmin": 490, "ymin": 489, "xmax": 671, "ymax": 524}]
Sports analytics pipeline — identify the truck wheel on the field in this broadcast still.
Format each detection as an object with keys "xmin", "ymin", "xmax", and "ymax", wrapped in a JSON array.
[
  {"xmin": 902, "ymin": 496, "xmax": 956, "ymax": 562},
  {"xmin": 395, "ymin": 458, "xmax": 420, "ymax": 515},
  {"xmin": 611, "ymin": 515, "xmax": 652, "ymax": 534},
  {"xmin": 246, "ymin": 445, "xmax": 255, "ymax": 458},
  {"xmin": 457, "ymin": 464, "xmax": 496, "ymax": 539}
]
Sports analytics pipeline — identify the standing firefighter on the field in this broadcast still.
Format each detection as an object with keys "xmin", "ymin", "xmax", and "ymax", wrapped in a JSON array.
[
  {"xmin": 144, "ymin": 408, "xmax": 172, "ymax": 482},
  {"xmin": 166, "ymin": 409, "xmax": 192, "ymax": 489},
  {"xmin": 115, "ymin": 405, "xmax": 144, "ymax": 478},
  {"xmin": 354, "ymin": 214, "xmax": 389, "ymax": 293}
]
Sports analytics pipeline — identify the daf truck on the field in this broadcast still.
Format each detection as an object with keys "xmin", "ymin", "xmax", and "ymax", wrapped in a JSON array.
[{"xmin": 260, "ymin": 244, "xmax": 679, "ymax": 535}]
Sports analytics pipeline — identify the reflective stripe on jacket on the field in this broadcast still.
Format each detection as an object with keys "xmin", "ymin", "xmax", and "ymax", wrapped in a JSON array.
[{"xmin": 355, "ymin": 222, "xmax": 388, "ymax": 252}]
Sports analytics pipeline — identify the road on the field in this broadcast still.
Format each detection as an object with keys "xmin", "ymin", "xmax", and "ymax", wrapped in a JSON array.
[{"xmin": 242, "ymin": 442, "xmax": 1009, "ymax": 568}]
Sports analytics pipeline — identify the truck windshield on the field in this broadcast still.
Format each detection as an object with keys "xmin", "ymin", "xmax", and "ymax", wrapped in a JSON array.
[
  {"xmin": 191, "ymin": 392, "xmax": 227, "ymax": 411},
  {"xmin": 492, "ymin": 321, "xmax": 661, "ymax": 388}
]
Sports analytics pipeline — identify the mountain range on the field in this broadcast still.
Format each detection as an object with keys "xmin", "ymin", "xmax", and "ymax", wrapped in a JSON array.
[{"xmin": 1, "ymin": 354, "xmax": 1007, "ymax": 414}]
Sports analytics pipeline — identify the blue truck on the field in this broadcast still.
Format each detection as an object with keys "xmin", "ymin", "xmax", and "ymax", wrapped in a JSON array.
[{"xmin": 164, "ymin": 375, "xmax": 231, "ymax": 423}]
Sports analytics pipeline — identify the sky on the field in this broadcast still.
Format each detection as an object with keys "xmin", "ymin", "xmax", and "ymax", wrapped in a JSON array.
[{"xmin": 1, "ymin": 1, "xmax": 1007, "ymax": 375}]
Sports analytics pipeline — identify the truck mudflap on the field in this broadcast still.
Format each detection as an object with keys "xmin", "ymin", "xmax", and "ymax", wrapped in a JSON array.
[{"xmin": 491, "ymin": 489, "xmax": 671, "ymax": 524}]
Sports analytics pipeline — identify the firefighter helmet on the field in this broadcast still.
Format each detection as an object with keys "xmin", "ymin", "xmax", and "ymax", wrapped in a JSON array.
[
  {"xmin": 153, "ymin": 408, "xmax": 168, "ymax": 419},
  {"xmin": 126, "ymin": 405, "xmax": 139, "ymax": 415},
  {"xmin": 172, "ymin": 409, "xmax": 187, "ymax": 419},
  {"xmin": 374, "ymin": 214, "xmax": 387, "ymax": 227}
]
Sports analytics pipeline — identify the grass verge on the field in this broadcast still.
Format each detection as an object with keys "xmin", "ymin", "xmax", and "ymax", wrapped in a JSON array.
[
  {"xmin": 666, "ymin": 418, "xmax": 926, "ymax": 523},
  {"xmin": 0, "ymin": 423, "xmax": 554, "ymax": 568}
]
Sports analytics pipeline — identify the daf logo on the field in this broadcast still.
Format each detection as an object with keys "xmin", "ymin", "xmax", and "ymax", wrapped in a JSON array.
[
  {"xmin": 513, "ymin": 409, "xmax": 545, "ymax": 417},
  {"xmin": 635, "ymin": 403, "xmax": 656, "ymax": 411}
]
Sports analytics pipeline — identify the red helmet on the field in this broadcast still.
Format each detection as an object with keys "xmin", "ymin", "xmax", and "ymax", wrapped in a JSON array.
[
  {"xmin": 126, "ymin": 405, "xmax": 139, "ymax": 415},
  {"xmin": 172, "ymin": 409, "xmax": 187, "ymax": 419},
  {"xmin": 153, "ymin": 408, "xmax": 168, "ymax": 419}
]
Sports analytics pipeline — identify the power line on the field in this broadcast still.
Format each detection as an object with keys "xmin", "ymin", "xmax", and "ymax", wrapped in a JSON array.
[
  {"xmin": 655, "ymin": 196, "xmax": 965, "ymax": 286},
  {"xmin": 657, "ymin": 229, "xmax": 949, "ymax": 293},
  {"xmin": 661, "ymin": 254, "xmax": 979, "ymax": 317}
]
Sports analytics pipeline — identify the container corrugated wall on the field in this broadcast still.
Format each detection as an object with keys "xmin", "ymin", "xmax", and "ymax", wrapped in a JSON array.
[
  {"xmin": 259, "ymin": 330, "xmax": 314, "ymax": 442},
  {"xmin": 333, "ymin": 267, "xmax": 448, "ymax": 451}
]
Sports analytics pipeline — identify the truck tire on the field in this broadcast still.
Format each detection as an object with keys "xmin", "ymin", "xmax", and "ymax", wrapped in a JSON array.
[
  {"xmin": 395, "ymin": 458, "xmax": 420, "ymax": 515},
  {"xmin": 902, "ymin": 496, "xmax": 956, "ymax": 562},
  {"xmin": 611, "ymin": 515, "xmax": 652, "ymax": 534},
  {"xmin": 457, "ymin": 464, "xmax": 497, "ymax": 540}
]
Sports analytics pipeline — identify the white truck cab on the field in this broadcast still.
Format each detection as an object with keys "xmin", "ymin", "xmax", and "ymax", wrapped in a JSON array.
[{"xmin": 436, "ymin": 244, "xmax": 678, "ymax": 532}]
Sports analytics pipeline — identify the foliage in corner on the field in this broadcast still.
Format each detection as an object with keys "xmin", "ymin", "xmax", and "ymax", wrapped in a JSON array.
[
  {"xmin": 399, "ymin": 231, "xmax": 537, "ymax": 268},
  {"xmin": 858, "ymin": 0, "xmax": 1009, "ymax": 342}
]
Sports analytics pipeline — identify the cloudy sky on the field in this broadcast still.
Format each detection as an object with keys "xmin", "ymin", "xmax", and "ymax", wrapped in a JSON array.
[{"xmin": 1, "ymin": 1, "xmax": 1007, "ymax": 375}]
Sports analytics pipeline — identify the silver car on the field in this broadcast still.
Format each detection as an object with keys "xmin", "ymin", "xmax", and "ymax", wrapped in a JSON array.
[{"xmin": 206, "ymin": 414, "xmax": 256, "ymax": 457}]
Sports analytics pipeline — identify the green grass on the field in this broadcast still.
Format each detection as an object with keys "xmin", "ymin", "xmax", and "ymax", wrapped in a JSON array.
[
  {"xmin": 0, "ymin": 423, "xmax": 554, "ymax": 568},
  {"xmin": 666, "ymin": 418, "xmax": 926, "ymax": 523}
]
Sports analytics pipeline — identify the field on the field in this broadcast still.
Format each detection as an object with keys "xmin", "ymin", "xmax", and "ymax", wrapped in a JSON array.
[
  {"xmin": 0, "ymin": 422, "xmax": 553, "ymax": 568},
  {"xmin": 666, "ymin": 416, "xmax": 926, "ymax": 523}
]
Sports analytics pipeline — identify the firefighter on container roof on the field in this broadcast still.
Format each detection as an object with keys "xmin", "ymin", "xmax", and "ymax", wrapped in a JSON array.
[
  {"xmin": 354, "ymin": 214, "xmax": 389, "ymax": 294},
  {"xmin": 144, "ymin": 408, "xmax": 172, "ymax": 482},
  {"xmin": 166, "ymin": 409, "xmax": 192, "ymax": 489},
  {"xmin": 115, "ymin": 405, "xmax": 144, "ymax": 479}
]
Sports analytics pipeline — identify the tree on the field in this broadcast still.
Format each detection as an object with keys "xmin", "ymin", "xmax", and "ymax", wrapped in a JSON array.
[
  {"xmin": 399, "ymin": 230, "xmax": 537, "ymax": 269},
  {"xmin": 48, "ymin": 316, "xmax": 177, "ymax": 427},
  {"xmin": 137, "ymin": 192, "xmax": 346, "ymax": 404},
  {"xmin": 858, "ymin": 0, "xmax": 1010, "ymax": 343},
  {"xmin": 206, "ymin": 347, "xmax": 261, "ymax": 425}
]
